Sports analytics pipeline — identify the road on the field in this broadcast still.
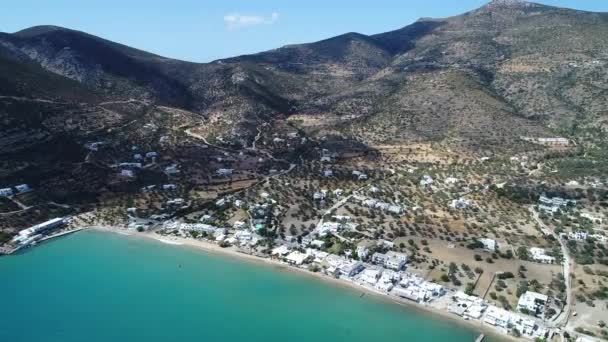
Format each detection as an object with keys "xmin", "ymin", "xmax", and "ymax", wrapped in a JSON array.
[{"xmin": 529, "ymin": 206, "xmax": 572, "ymax": 328}]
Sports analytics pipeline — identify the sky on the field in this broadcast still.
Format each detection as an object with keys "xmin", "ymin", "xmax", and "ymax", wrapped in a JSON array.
[{"xmin": 2, "ymin": 0, "xmax": 607, "ymax": 62}]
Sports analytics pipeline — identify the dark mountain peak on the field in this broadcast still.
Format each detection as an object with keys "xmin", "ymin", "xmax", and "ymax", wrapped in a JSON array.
[{"xmin": 13, "ymin": 25, "xmax": 73, "ymax": 38}]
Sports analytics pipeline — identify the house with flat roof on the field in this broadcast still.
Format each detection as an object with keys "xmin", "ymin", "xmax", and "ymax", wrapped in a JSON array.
[
  {"xmin": 216, "ymin": 168, "xmax": 234, "ymax": 177},
  {"xmin": 285, "ymin": 251, "xmax": 309, "ymax": 265},
  {"xmin": 0, "ymin": 188, "xmax": 13, "ymax": 197},
  {"xmin": 529, "ymin": 247, "xmax": 555, "ymax": 264},
  {"xmin": 360, "ymin": 268, "xmax": 382, "ymax": 286},
  {"xmin": 271, "ymin": 245, "xmax": 290, "ymax": 257},
  {"xmin": 517, "ymin": 291, "xmax": 548, "ymax": 314},
  {"xmin": 479, "ymin": 238, "xmax": 497, "ymax": 251},
  {"xmin": 15, "ymin": 184, "xmax": 30, "ymax": 193},
  {"xmin": 385, "ymin": 251, "xmax": 407, "ymax": 270}
]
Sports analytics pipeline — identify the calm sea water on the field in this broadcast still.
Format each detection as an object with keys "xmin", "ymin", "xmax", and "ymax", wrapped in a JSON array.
[{"xmin": 0, "ymin": 230, "xmax": 495, "ymax": 342}]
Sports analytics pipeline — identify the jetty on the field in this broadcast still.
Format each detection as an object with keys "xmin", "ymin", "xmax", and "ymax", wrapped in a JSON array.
[{"xmin": 475, "ymin": 333, "xmax": 485, "ymax": 342}]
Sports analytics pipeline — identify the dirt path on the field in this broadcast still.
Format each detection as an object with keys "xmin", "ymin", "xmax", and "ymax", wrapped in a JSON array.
[{"xmin": 529, "ymin": 206, "xmax": 572, "ymax": 328}]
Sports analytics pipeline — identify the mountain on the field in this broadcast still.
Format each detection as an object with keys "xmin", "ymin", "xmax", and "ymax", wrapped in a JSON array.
[{"xmin": 1, "ymin": 0, "xmax": 608, "ymax": 201}]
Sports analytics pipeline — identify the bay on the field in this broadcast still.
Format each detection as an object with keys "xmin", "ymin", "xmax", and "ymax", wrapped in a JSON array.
[{"xmin": 0, "ymin": 230, "xmax": 497, "ymax": 342}]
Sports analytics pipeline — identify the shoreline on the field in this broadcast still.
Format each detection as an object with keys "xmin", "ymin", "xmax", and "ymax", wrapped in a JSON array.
[{"xmin": 89, "ymin": 226, "xmax": 518, "ymax": 342}]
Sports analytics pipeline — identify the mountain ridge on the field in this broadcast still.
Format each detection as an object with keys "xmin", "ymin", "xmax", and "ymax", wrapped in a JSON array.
[{"xmin": 0, "ymin": 1, "xmax": 607, "ymax": 154}]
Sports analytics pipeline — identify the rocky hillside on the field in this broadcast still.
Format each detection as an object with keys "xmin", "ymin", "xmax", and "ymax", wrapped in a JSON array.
[{"xmin": 1, "ymin": 0, "xmax": 607, "ymax": 164}]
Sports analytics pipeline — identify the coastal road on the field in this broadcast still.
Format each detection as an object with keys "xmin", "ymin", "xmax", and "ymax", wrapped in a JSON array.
[{"xmin": 529, "ymin": 206, "xmax": 572, "ymax": 328}]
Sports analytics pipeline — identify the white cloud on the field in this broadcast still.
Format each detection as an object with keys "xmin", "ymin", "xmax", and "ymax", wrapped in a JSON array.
[{"xmin": 224, "ymin": 12, "xmax": 279, "ymax": 30}]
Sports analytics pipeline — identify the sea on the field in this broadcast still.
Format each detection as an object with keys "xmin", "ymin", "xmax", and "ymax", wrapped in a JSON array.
[{"xmin": 0, "ymin": 230, "xmax": 501, "ymax": 342}]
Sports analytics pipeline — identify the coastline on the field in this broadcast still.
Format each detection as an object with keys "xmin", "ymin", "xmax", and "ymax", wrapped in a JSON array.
[{"xmin": 89, "ymin": 226, "xmax": 518, "ymax": 342}]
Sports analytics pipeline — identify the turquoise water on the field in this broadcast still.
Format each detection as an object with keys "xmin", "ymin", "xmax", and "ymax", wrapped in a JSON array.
[{"xmin": 0, "ymin": 230, "xmax": 493, "ymax": 342}]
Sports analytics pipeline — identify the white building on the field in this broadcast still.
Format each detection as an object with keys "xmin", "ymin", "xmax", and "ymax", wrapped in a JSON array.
[
  {"xmin": 420, "ymin": 175, "xmax": 434, "ymax": 187},
  {"xmin": 484, "ymin": 306, "xmax": 513, "ymax": 328},
  {"xmin": 15, "ymin": 184, "xmax": 30, "ymax": 193},
  {"xmin": 529, "ymin": 247, "xmax": 555, "ymax": 264},
  {"xmin": 285, "ymin": 251, "xmax": 309, "ymax": 265},
  {"xmin": 479, "ymin": 238, "xmax": 497, "ymax": 251},
  {"xmin": 388, "ymin": 205, "xmax": 404, "ymax": 215},
  {"xmin": 384, "ymin": 251, "xmax": 408, "ymax": 270},
  {"xmin": 517, "ymin": 291, "xmax": 548, "ymax": 313},
  {"xmin": 360, "ymin": 268, "xmax": 382, "ymax": 285},
  {"xmin": 121, "ymin": 169, "xmax": 135, "ymax": 178},
  {"xmin": 323, "ymin": 170, "xmax": 333, "ymax": 177},
  {"xmin": 568, "ymin": 231, "xmax": 588, "ymax": 241},
  {"xmin": 311, "ymin": 240, "xmax": 325, "ymax": 248},
  {"xmin": 313, "ymin": 191, "xmax": 325, "ymax": 200},
  {"xmin": 216, "ymin": 168, "xmax": 234, "ymax": 177},
  {"xmin": 271, "ymin": 245, "xmax": 290, "ymax": 257},
  {"xmin": 162, "ymin": 184, "xmax": 177, "ymax": 190},
  {"xmin": 451, "ymin": 198, "xmax": 471, "ymax": 209},
  {"xmin": 318, "ymin": 222, "xmax": 342, "ymax": 237},
  {"xmin": 444, "ymin": 177, "xmax": 459, "ymax": 185},
  {"xmin": 166, "ymin": 198, "xmax": 185, "ymax": 206},
  {"xmin": 356, "ymin": 246, "xmax": 370, "ymax": 259},
  {"xmin": 164, "ymin": 164, "xmax": 180, "ymax": 175},
  {"xmin": 0, "ymin": 188, "xmax": 14, "ymax": 197}
]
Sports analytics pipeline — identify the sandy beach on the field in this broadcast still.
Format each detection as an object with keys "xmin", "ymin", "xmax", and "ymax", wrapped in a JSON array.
[{"xmin": 89, "ymin": 225, "xmax": 519, "ymax": 342}]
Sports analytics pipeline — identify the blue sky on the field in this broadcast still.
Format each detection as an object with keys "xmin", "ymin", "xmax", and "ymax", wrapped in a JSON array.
[{"xmin": 2, "ymin": 0, "xmax": 606, "ymax": 62}]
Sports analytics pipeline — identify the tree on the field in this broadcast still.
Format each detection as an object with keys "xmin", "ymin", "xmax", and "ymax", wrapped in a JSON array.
[
  {"xmin": 465, "ymin": 283, "xmax": 475, "ymax": 295},
  {"xmin": 517, "ymin": 246, "xmax": 530, "ymax": 260}
]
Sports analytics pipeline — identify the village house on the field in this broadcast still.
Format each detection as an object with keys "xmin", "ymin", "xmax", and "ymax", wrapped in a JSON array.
[
  {"xmin": 146, "ymin": 152, "xmax": 158, "ymax": 159},
  {"xmin": 371, "ymin": 252, "xmax": 387, "ymax": 265},
  {"xmin": 538, "ymin": 194, "xmax": 575, "ymax": 214},
  {"xmin": 285, "ymin": 251, "xmax": 309, "ymax": 265},
  {"xmin": 313, "ymin": 191, "xmax": 326, "ymax": 200},
  {"xmin": 200, "ymin": 214, "xmax": 213, "ymax": 223},
  {"xmin": 444, "ymin": 177, "xmax": 459, "ymax": 185},
  {"xmin": 420, "ymin": 175, "xmax": 434, "ymax": 187},
  {"xmin": 388, "ymin": 205, "xmax": 404, "ymax": 215},
  {"xmin": 0, "ymin": 187, "xmax": 14, "ymax": 197},
  {"xmin": 451, "ymin": 198, "xmax": 471, "ymax": 209},
  {"xmin": 164, "ymin": 164, "xmax": 180, "ymax": 175},
  {"xmin": 121, "ymin": 169, "xmax": 135, "ymax": 178},
  {"xmin": 568, "ymin": 231, "xmax": 588, "ymax": 241},
  {"xmin": 216, "ymin": 168, "xmax": 234, "ymax": 177},
  {"xmin": 311, "ymin": 239, "xmax": 325, "ymax": 248},
  {"xmin": 166, "ymin": 198, "xmax": 185, "ymax": 206},
  {"xmin": 384, "ymin": 251, "xmax": 408, "ymax": 270},
  {"xmin": 356, "ymin": 246, "xmax": 369, "ymax": 259},
  {"xmin": 15, "ymin": 184, "xmax": 30, "ymax": 193},
  {"xmin": 479, "ymin": 238, "xmax": 497, "ymax": 251},
  {"xmin": 324, "ymin": 254, "xmax": 364, "ymax": 277},
  {"xmin": 517, "ymin": 291, "xmax": 548, "ymax": 315},
  {"xmin": 529, "ymin": 247, "xmax": 555, "ymax": 264},
  {"xmin": 396, "ymin": 273, "xmax": 444, "ymax": 303},
  {"xmin": 271, "ymin": 245, "xmax": 291, "ymax": 257},
  {"xmin": 360, "ymin": 268, "xmax": 382, "ymax": 286},
  {"xmin": 322, "ymin": 170, "xmax": 333, "ymax": 177},
  {"xmin": 318, "ymin": 222, "xmax": 342, "ymax": 237}
]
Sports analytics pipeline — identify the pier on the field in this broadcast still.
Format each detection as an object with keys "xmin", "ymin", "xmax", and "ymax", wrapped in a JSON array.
[{"xmin": 475, "ymin": 333, "xmax": 485, "ymax": 342}]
